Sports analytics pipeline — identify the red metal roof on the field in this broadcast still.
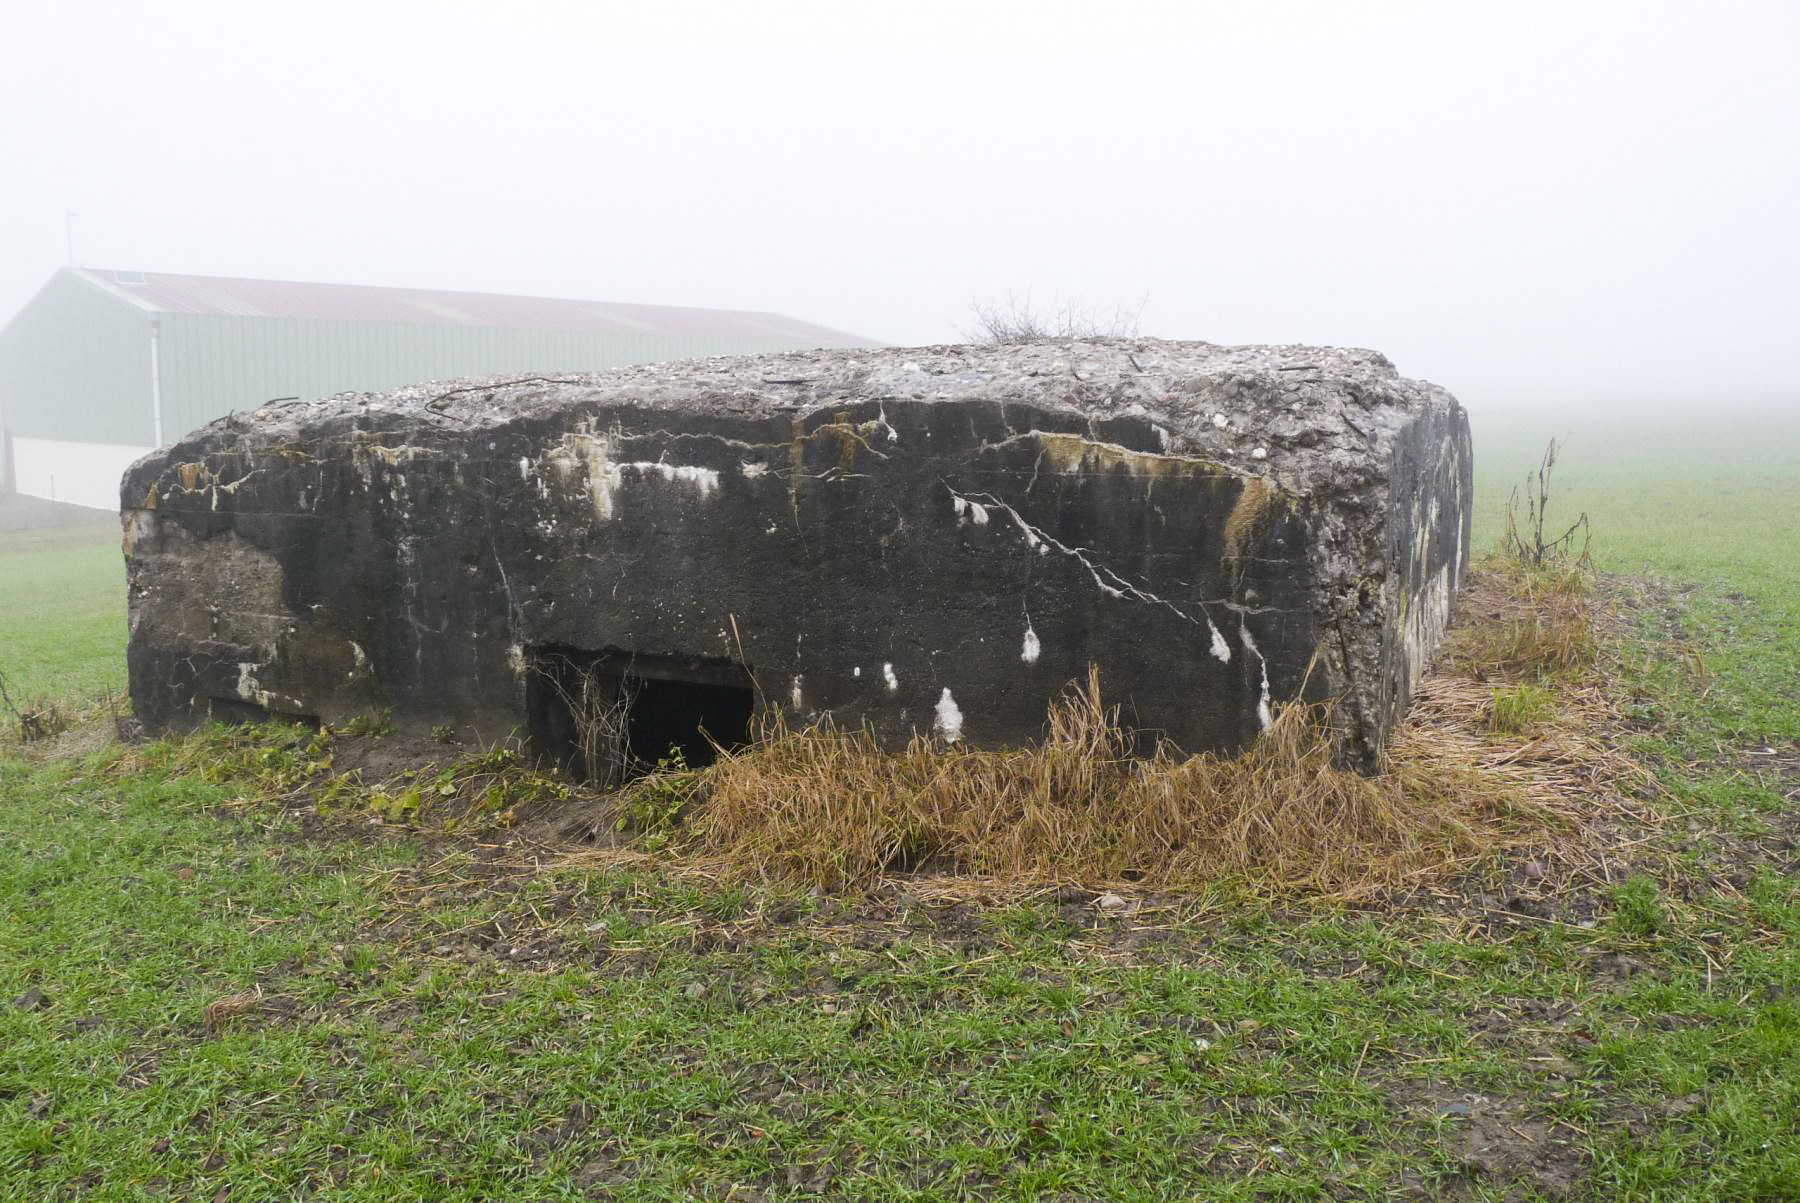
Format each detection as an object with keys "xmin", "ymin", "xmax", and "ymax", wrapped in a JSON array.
[{"xmin": 73, "ymin": 268, "xmax": 878, "ymax": 346}]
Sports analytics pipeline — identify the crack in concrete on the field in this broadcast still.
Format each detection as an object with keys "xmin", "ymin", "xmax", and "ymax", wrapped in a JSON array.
[{"xmin": 943, "ymin": 483, "xmax": 1234, "ymax": 663}]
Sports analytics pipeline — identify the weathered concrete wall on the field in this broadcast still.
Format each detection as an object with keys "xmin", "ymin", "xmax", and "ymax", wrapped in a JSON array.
[{"xmin": 122, "ymin": 339, "xmax": 1471, "ymax": 768}]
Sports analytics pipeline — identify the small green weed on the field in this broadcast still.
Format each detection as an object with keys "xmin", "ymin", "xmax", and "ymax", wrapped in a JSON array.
[
  {"xmin": 1489, "ymin": 682, "xmax": 1555, "ymax": 735},
  {"xmin": 616, "ymin": 748, "xmax": 703, "ymax": 849},
  {"xmin": 365, "ymin": 784, "xmax": 424, "ymax": 822},
  {"xmin": 453, "ymin": 742, "xmax": 521, "ymax": 775},
  {"xmin": 340, "ymin": 709, "xmax": 395, "ymax": 738},
  {"xmin": 1610, "ymin": 874, "xmax": 1667, "ymax": 938},
  {"xmin": 153, "ymin": 720, "xmax": 331, "ymax": 793},
  {"xmin": 314, "ymin": 769, "xmax": 367, "ymax": 815},
  {"xmin": 306, "ymin": 738, "xmax": 570, "ymax": 828}
]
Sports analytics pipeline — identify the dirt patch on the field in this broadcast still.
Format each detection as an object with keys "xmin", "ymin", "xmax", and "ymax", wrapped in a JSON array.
[
  {"xmin": 5, "ymin": 711, "xmax": 125, "ymax": 762},
  {"xmin": 328, "ymin": 731, "xmax": 457, "ymax": 782},
  {"xmin": 1390, "ymin": 1083, "xmax": 1590, "ymax": 1199},
  {"xmin": 1732, "ymin": 739, "xmax": 1800, "ymax": 799},
  {"xmin": 1456, "ymin": 1098, "xmax": 1586, "ymax": 1197}
]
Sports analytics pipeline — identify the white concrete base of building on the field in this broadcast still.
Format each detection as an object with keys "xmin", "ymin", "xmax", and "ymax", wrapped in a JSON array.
[{"xmin": 8, "ymin": 437, "xmax": 156, "ymax": 511}]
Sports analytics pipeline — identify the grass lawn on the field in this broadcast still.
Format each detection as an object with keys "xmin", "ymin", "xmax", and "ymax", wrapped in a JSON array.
[
  {"xmin": 0, "ymin": 511, "xmax": 126, "ymax": 707},
  {"xmin": 2, "ymin": 406, "xmax": 1797, "ymax": 1200},
  {"xmin": 1472, "ymin": 402, "xmax": 1800, "ymax": 747}
]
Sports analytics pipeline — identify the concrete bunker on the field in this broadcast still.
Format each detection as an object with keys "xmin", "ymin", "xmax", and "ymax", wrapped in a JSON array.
[{"xmin": 121, "ymin": 338, "xmax": 1472, "ymax": 770}]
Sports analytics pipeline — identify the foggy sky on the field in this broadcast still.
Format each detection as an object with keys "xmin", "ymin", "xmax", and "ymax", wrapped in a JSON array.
[{"xmin": 3, "ymin": 0, "xmax": 1796, "ymax": 413}]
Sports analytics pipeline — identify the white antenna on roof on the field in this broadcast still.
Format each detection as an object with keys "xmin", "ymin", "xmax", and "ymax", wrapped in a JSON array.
[{"xmin": 65, "ymin": 211, "xmax": 78, "ymax": 264}]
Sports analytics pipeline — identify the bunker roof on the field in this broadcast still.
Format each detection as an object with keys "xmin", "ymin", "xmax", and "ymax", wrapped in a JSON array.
[{"xmin": 226, "ymin": 339, "xmax": 1460, "ymax": 500}]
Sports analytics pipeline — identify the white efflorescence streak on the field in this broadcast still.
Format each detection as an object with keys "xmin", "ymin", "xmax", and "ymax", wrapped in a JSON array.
[
  {"xmin": 934, "ymin": 688, "xmax": 964, "ymax": 742},
  {"xmin": 944, "ymin": 484, "xmax": 1231, "ymax": 664},
  {"xmin": 1239, "ymin": 620, "xmax": 1273, "ymax": 732}
]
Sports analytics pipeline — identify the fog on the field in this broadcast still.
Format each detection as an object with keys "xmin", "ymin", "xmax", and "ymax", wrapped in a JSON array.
[{"xmin": 3, "ymin": 0, "xmax": 1796, "ymax": 412}]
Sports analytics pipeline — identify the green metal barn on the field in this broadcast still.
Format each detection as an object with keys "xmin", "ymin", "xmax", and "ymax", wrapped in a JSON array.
[{"xmin": 0, "ymin": 267, "xmax": 878, "ymax": 509}]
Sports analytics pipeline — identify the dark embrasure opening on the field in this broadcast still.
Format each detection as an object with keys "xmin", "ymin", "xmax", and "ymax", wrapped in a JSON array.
[
  {"xmin": 206, "ymin": 695, "xmax": 320, "ymax": 729},
  {"xmin": 525, "ymin": 646, "xmax": 755, "ymax": 782}
]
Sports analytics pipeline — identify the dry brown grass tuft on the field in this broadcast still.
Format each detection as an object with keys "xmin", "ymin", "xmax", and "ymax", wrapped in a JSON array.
[
  {"xmin": 569, "ymin": 561, "xmax": 1657, "ymax": 901},
  {"xmin": 202, "ymin": 986, "xmax": 264, "ymax": 1029},
  {"xmin": 1447, "ymin": 559, "xmax": 1598, "ymax": 680},
  {"xmin": 653, "ymin": 670, "xmax": 1544, "ymax": 899},
  {"xmin": 1395, "ymin": 676, "xmax": 1654, "ymax": 812}
]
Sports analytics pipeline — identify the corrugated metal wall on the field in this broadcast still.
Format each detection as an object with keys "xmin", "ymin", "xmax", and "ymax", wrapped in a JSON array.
[
  {"xmin": 2, "ymin": 272, "xmax": 857, "ymax": 450},
  {"xmin": 155, "ymin": 317, "xmax": 814, "ymax": 445},
  {"xmin": 0, "ymin": 271, "xmax": 153, "ymax": 444}
]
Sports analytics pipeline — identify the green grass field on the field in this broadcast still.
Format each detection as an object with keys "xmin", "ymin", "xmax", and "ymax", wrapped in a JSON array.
[
  {"xmin": 2, "ymin": 406, "xmax": 1796, "ymax": 1201},
  {"xmin": 0, "ymin": 516, "xmax": 126, "ymax": 707},
  {"xmin": 1471, "ymin": 403, "xmax": 1799, "ymax": 747}
]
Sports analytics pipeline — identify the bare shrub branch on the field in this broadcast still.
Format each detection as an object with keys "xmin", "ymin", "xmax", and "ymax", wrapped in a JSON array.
[
  {"xmin": 0, "ymin": 669, "xmax": 61, "ymax": 743},
  {"xmin": 531, "ymin": 654, "xmax": 637, "ymax": 787},
  {"xmin": 959, "ymin": 291, "xmax": 1147, "ymax": 344},
  {"xmin": 1504, "ymin": 438, "xmax": 1590, "ymax": 567}
]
